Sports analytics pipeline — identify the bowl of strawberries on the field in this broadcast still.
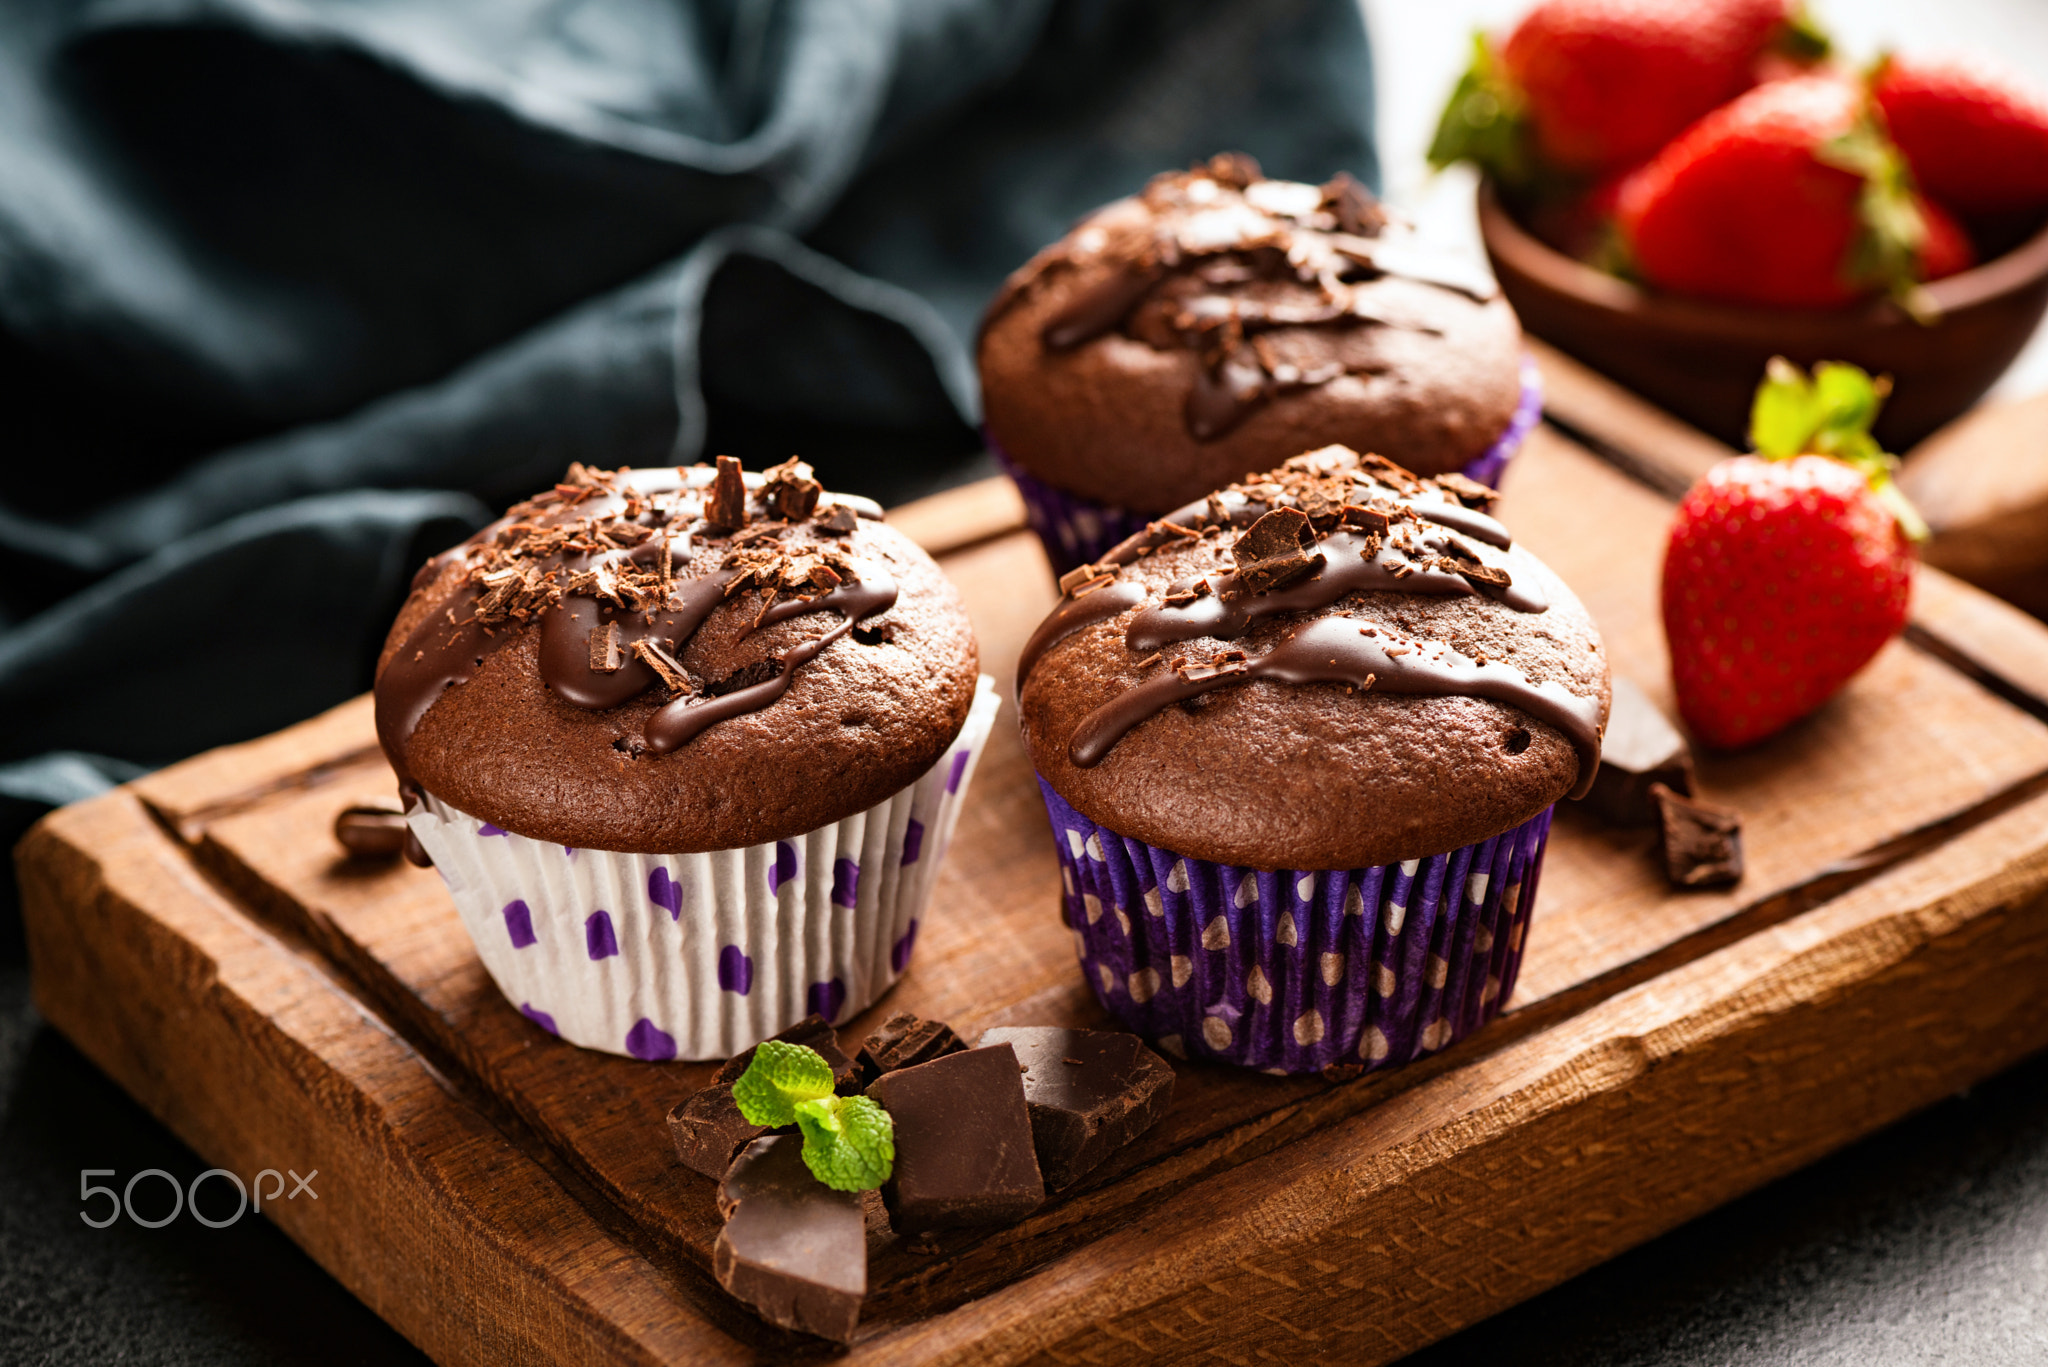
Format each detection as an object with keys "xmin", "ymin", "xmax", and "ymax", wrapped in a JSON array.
[{"xmin": 1436, "ymin": 0, "xmax": 2048, "ymax": 452}]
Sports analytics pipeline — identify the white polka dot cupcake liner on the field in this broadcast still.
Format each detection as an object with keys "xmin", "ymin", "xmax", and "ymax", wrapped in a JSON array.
[
  {"xmin": 1037, "ymin": 777, "xmax": 1551, "ymax": 1075},
  {"xmin": 404, "ymin": 677, "xmax": 998, "ymax": 1061},
  {"xmin": 990, "ymin": 355, "xmax": 1543, "ymax": 579}
]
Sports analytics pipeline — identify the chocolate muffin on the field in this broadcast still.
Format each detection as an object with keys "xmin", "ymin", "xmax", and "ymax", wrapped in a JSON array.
[
  {"xmin": 374, "ymin": 457, "xmax": 999, "ymax": 1061},
  {"xmin": 1015, "ymin": 445, "xmax": 1608, "ymax": 1073},
  {"xmin": 980, "ymin": 153, "xmax": 1539, "ymax": 575}
]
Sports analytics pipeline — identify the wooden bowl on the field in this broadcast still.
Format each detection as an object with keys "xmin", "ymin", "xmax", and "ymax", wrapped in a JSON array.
[{"xmin": 1477, "ymin": 179, "xmax": 2048, "ymax": 452}]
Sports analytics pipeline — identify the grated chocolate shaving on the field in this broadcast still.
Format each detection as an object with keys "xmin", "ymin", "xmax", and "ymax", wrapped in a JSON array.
[
  {"xmin": 1434, "ymin": 471, "xmax": 1499, "ymax": 511},
  {"xmin": 631, "ymin": 638, "xmax": 692, "ymax": 694},
  {"xmin": 1058, "ymin": 562, "xmax": 1115, "ymax": 595}
]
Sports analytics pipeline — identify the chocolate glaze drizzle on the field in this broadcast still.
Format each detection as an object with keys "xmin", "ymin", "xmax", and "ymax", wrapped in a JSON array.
[
  {"xmin": 373, "ymin": 459, "xmax": 892, "ymax": 814},
  {"xmin": 995, "ymin": 153, "xmax": 1501, "ymax": 442},
  {"xmin": 1018, "ymin": 446, "xmax": 1606, "ymax": 799}
]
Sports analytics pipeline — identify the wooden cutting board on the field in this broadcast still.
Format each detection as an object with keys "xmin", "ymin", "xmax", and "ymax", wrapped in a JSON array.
[{"xmin": 20, "ymin": 352, "xmax": 2048, "ymax": 1366}]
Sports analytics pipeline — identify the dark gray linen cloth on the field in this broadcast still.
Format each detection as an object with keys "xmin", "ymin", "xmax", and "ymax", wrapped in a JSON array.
[{"xmin": 0, "ymin": 0, "xmax": 1375, "ymax": 876}]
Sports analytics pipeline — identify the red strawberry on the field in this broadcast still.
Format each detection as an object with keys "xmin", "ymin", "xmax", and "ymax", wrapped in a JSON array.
[
  {"xmin": 1875, "ymin": 57, "xmax": 2048, "ymax": 215},
  {"xmin": 1430, "ymin": 0, "xmax": 1823, "ymax": 183},
  {"xmin": 1663, "ymin": 360, "xmax": 1919, "ymax": 749},
  {"xmin": 1616, "ymin": 75, "xmax": 1969, "ymax": 308},
  {"xmin": 1917, "ymin": 197, "xmax": 1977, "ymax": 281}
]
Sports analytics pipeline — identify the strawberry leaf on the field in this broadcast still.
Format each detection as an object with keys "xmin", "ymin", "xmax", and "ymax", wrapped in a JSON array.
[
  {"xmin": 1748, "ymin": 357, "xmax": 1928, "ymax": 541},
  {"xmin": 1428, "ymin": 33, "xmax": 1534, "ymax": 185},
  {"xmin": 1775, "ymin": 4, "xmax": 1833, "ymax": 63}
]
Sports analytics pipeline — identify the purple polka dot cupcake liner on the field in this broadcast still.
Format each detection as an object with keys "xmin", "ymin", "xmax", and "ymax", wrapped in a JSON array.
[
  {"xmin": 1037, "ymin": 777, "xmax": 1551, "ymax": 1075},
  {"xmin": 404, "ymin": 677, "xmax": 998, "ymax": 1061},
  {"xmin": 992, "ymin": 355, "xmax": 1545, "ymax": 578}
]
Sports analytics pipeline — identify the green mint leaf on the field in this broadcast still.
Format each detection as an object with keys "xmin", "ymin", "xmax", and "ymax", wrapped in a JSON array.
[
  {"xmin": 730, "ymin": 1040, "xmax": 837, "ymax": 1128},
  {"xmin": 795, "ymin": 1094, "xmax": 895, "ymax": 1192}
]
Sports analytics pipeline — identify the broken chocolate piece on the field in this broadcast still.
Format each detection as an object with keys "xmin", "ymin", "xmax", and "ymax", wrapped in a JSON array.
[
  {"xmin": 1653, "ymin": 782, "xmax": 1743, "ymax": 888},
  {"xmin": 1578, "ymin": 678, "xmax": 1696, "ymax": 828},
  {"xmin": 631, "ymin": 638, "xmax": 691, "ymax": 694},
  {"xmin": 854, "ymin": 1012, "xmax": 966, "ymax": 1087},
  {"xmin": 866, "ymin": 1045, "xmax": 1044, "ymax": 1233},
  {"xmin": 762, "ymin": 458, "xmax": 823, "ymax": 522},
  {"xmin": 817, "ymin": 502, "xmax": 860, "ymax": 535},
  {"xmin": 704, "ymin": 454, "xmax": 748, "ymax": 533},
  {"xmin": 977, "ymin": 1027, "xmax": 1175, "ymax": 1190},
  {"xmin": 1455, "ymin": 561, "xmax": 1513, "ymax": 591},
  {"xmin": 333, "ymin": 806, "xmax": 408, "ymax": 859},
  {"xmin": 1340, "ymin": 503, "xmax": 1391, "ymax": 535},
  {"xmin": 713, "ymin": 1136, "xmax": 865, "ymax": 1342},
  {"xmin": 668, "ymin": 1016, "xmax": 856, "ymax": 1180},
  {"xmin": 1231, "ymin": 506, "xmax": 1322, "ymax": 595},
  {"xmin": 588, "ymin": 620, "xmax": 622, "ymax": 674}
]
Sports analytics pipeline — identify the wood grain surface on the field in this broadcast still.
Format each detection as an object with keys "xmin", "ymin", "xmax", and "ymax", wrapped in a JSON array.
[{"xmin": 21, "ymin": 352, "xmax": 2048, "ymax": 1364}]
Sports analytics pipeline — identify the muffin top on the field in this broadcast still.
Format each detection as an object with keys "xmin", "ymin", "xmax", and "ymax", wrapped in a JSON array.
[
  {"xmin": 1017, "ymin": 446, "xmax": 1610, "ymax": 870},
  {"xmin": 374, "ymin": 458, "xmax": 979, "ymax": 853},
  {"xmin": 979, "ymin": 154, "xmax": 1525, "ymax": 514}
]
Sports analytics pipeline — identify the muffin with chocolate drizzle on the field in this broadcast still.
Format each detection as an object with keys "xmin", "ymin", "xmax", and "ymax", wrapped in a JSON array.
[
  {"xmin": 980, "ymin": 153, "xmax": 1541, "ymax": 576},
  {"xmin": 1017, "ymin": 445, "xmax": 1607, "ymax": 1075},
  {"xmin": 375, "ymin": 456, "xmax": 998, "ymax": 1062}
]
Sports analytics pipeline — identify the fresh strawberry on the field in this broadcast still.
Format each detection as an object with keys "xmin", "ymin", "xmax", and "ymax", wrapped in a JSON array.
[
  {"xmin": 1430, "ymin": 0, "xmax": 1825, "ymax": 184},
  {"xmin": 1663, "ymin": 360, "xmax": 1921, "ymax": 749},
  {"xmin": 1875, "ymin": 57, "xmax": 2048, "ymax": 216},
  {"xmin": 1917, "ymin": 196, "xmax": 1977, "ymax": 281},
  {"xmin": 1616, "ymin": 75, "xmax": 1968, "ymax": 308}
]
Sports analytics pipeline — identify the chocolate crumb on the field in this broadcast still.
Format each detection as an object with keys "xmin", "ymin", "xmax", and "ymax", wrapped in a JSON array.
[
  {"xmin": 1457, "ymin": 562, "xmax": 1513, "ymax": 591},
  {"xmin": 705, "ymin": 455, "xmax": 748, "ymax": 533},
  {"xmin": 631, "ymin": 638, "xmax": 691, "ymax": 694},
  {"xmin": 588, "ymin": 621, "xmax": 623, "ymax": 673},
  {"xmin": 1652, "ymin": 782, "xmax": 1743, "ymax": 888},
  {"xmin": 1163, "ymin": 578, "xmax": 1211, "ymax": 606},
  {"xmin": 1320, "ymin": 1060, "xmax": 1367, "ymax": 1083}
]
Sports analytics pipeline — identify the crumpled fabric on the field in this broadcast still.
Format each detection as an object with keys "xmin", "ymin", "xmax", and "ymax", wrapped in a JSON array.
[{"xmin": 0, "ymin": 0, "xmax": 1376, "ymax": 885}]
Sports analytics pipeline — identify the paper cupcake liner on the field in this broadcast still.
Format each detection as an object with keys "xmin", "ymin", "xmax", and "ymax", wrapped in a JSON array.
[
  {"xmin": 1037, "ymin": 777, "xmax": 1552, "ymax": 1074},
  {"xmin": 992, "ymin": 354, "xmax": 1545, "ymax": 577},
  {"xmin": 406, "ymin": 677, "xmax": 1000, "ymax": 1061}
]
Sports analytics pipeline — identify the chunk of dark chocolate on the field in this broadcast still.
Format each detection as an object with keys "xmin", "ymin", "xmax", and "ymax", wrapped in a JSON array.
[
  {"xmin": 866, "ymin": 1045, "xmax": 1043, "ymax": 1233},
  {"xmin": 704, "ymin": 453, "xmax": 748, "ymax": 532},
  {"xmin": 668, "ymin": 1016, "xmax": 856, "ymax": 1180},
  {"xmin": 854, "ymin": 1012, "xmax": 965, "ymax": 1087},
  {"xmin": 713, "ymin": 1136, "xmax": 865, "ymax": 1342},
  {"xmin": 1231, "ymin": 506, "xmax": 1323, "ymax": 595},
  {"xmin": 977, "ymin": 1027, "xmax": 1175, "ymax": 1190},
  {"xmin": 761, "ymin": 458, "xmax": 822, "ymax": 522},
  {"xmin": 333, "ymin": 806, "xmax": 408, "ymax": 859},
  {"xmin": 1653, "ymin": 782, "xmax": 1743, "ymax": 888},
  {"xmin": 1578, "ymin": 678, "xmax": 1696, "ymax": 827}
]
